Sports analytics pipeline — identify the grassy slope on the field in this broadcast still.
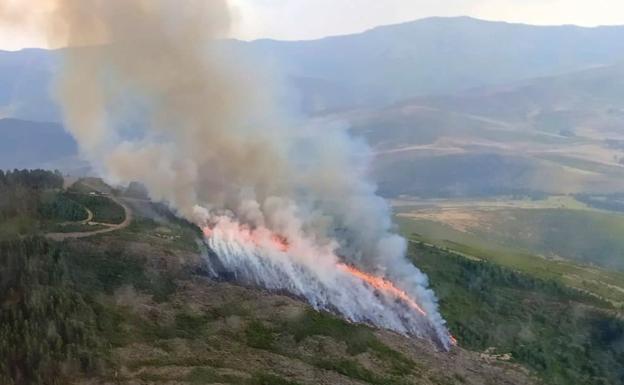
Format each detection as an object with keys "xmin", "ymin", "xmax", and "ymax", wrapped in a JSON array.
[
  {"xmin": 5, "ymin": 173, "xmax": 621, "ymax": 384},
  {"xmin": 396, "ymin": 210, "xmax": 624, "ymax": 307},
  {"xmin": 460, "ymin": 208, "xmax": 624, "ymax": 269},
  {"xmin": 0, "ymin": 178, "xmax": 534, "ymax": 385},
  {"xmin": 0, "ymin": 229, "xmax": 535, "ymax": 385},
  {"xmin": 412, "ymin": 241, "xmax": 624, "ymax": 385}
]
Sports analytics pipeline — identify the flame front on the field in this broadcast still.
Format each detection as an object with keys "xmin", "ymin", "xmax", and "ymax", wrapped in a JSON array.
[
  {"xmin": 204, "ymin": 222, "xmax": 427, "ymax": 316},
  {"xmin": 337, "ymin": 263, "xmax": 428, "ymax": 316},
  {"xmin": 199, "ymin": 218, "xmax": 457, "ymax": 350}
]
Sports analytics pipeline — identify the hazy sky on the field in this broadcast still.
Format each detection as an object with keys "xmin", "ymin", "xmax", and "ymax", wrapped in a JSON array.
[{"xmin": 1, "ymin": 0, "xmax": 624, "ymax": 50}]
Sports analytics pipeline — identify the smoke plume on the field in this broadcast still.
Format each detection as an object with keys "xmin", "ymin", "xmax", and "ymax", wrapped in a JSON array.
[{"xmin": 8, "ymin": 0, "xmax": 453, "ymax": 349}]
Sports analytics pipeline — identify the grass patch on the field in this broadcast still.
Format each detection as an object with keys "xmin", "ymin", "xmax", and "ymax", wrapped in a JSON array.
[
  {"xmin": 62, "ymin": 243, "xmax": 177, "ymax": 301},
  {"xmin": 285, "ymin": 308, "xmax": 377, "ymax": 355},
  {"xmin": 174, "ymin": 311, "xmax": 212, "ymax": 338},
  {"xmin": 249, "ymin": 373, "xmax": 302, "ymax": 385},
  {"xmin": 0, "ymin": 215, "xmax": 38, "ymax": 240},
  {"xmin": 121, "ymin": 217, "xmax": 200, "ymax": 254},
  {"xmin": 283, "ymin": 308, "xmax": 417, "ymax": 379},
  {"xmin": 316, "ymin": 359, "xmax": 382, "ymax": 384},
  {"xmin": 245, "ymin": 320, "xmax": 275, "ymax": 350},
  {"xmin": 187, "ymin": 368, "xmax": 301, "ymax": 385},
  {"xmin": 186, "ymin": 367, "xmax": 245, "ymax": 384},
  {"xmin": 44, "ymin": 223, "xmax": 109, "ymax": 233},
  {"xmin": 210, "ymin": 301, "xmax": 251, "ymax": 319}
]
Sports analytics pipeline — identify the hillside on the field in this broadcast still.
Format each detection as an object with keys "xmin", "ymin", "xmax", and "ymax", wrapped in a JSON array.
[
  {"xmin": 409, "ymin": 63, "xmax": 624, "ymax": 136},
  {"xmin": 239, "ymin": 17, "xmax": 624, "ymax": 112},
  {"xmin": 330, "ymin": 62, "xmax": 624, "ymax": 197},
  {"xmin": 3, "ymin": 171, "xmax": 623, "ymax": 384},
  {"xmin": 0, "ymin": 171, "xmax": 538, "ymax": 385}
]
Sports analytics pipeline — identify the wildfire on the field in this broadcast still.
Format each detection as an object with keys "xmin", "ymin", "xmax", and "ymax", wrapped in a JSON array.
[
  {"xmin": 203, "ymin": 221, "xmax": 429, "ymax": 317},
  {"xmin": 338, "ymin": 263, "xmax": 428, "ymax": 316},
  {"xmin": 203, "ymin": 224, "xmax": 289, "ymax": 252},
  {"xmin": 203, "ymin": 219, "xmax": 458, "ymax": 349}
]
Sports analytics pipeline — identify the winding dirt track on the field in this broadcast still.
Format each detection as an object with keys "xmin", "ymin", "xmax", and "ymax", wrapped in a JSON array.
[{"xmin": 45, "ymin": 196, "xmax": 133, "ymax": 241}]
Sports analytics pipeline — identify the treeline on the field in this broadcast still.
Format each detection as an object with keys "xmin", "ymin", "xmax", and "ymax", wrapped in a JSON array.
[
  {"xmin": 412, "ymin": 242, "xmax": 624, "ymax": 385},
  {"xmin": 0, "ymin": 238, "xmax": 105, "ymax": 385},
  {"xmin": 38, "ymin": 193, "xmax": 87, "ymax": 223},
  {"xmin": 0, "ymin": 170, "xmax": 90, "ymax": 238},
  {"xmin": 0, "ymin": 169, "xmax": 63, "ymax": 190},
  {"xmin": 0, "ymin": 170, "xmax": 64, "ymax": 221}
]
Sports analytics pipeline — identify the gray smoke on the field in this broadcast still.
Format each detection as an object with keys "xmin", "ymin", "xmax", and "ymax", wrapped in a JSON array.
[{"xmin": 6, "ymin": 0, "xmax": 453, "ymax": 349}]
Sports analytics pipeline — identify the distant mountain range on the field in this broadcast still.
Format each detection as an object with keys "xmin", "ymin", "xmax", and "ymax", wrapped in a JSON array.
[
  {"xmin": 239, "ymin": 16, "xmax": 624, "ymax": 113},
  {"xmin": 343, "ymin": 62, "xmax": 624, "ymax": 197},
  {"xmin": 0, "ymin": 118, "xmax": 77, "ymax": 169},
  {"xmin": 3, "ymin": 16, "xmax": 624, "ymax": 122},
  {"xmin": 2, "ymin": 16, "xmax": 624, "ymax": 195}
]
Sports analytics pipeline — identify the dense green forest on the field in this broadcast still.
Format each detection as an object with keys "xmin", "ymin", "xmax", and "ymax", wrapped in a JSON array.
[
  {"xmin": 0, "ymin": 170, "xmax": 89, "ymax": 238},
  {"xmin": 0, "ymin": 238, "xmax": 106, "ymax": 384},
  {"xmin": 0, "ymin": 169, "xmax": 63, "ymax": 221},
  {"xmin": 412, "ymin": 241, "xmax": 624, "ymax": 385},
  {"xmin": 0, "ymin": 234, "xmax": 185, "ymax": 385}
]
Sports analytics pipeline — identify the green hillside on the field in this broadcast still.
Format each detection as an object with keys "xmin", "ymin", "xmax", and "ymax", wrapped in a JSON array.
[
  {"xmin": 0, "ymin": 170, "xmax": 537, "ymax": 385},
  {"xmin": 2, "ymin": 170, "xmax": 624, "ymax": 384},
  {"xmin": 396, "ymin": 205, "xmax": 624, "ymax": 271},
  {"xmin": 412, "ymin": 242, "xmax": 624, "ymax": 385}
]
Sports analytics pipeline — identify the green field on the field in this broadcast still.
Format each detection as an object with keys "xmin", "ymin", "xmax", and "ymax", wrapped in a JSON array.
[{"xmin": 397, "ymin": 212, "xmax": 624, "ymax": 308}]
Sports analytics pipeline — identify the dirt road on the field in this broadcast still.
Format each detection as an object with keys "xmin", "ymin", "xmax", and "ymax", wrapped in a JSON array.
[{"xmin": 45, "ymin": 196, "xmax": 133, "ymax": 241}]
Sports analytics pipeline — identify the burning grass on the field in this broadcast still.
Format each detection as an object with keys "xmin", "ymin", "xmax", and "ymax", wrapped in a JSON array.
[{"xmin": 203, "ymin": 217, "xmax": 454, "ymax": 350}]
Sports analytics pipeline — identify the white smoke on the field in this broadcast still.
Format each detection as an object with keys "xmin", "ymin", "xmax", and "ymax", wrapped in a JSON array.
[
  {"xmin": 8, "ymin": 0, "xmax": 453, "ymax": 349},
  {"xmin": 202, "ymin": 215, "xmax": 444, "ymax": 346}
]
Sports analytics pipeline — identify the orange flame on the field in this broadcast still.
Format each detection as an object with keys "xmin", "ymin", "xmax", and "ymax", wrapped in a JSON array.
[
  {"xmin": 204, "ymin": 224, "xmax": 289, "ymax": 252},
  {"xmin": 338, "ymin": 263, "xmax": 428, "ymax": 316},
  {"xmin": 204, "ymin": 221, "xmax": 459, "ymax": 347},
  {"xmin": 204, "ymin": 222, "xmax": 429, "ymax": 318}
]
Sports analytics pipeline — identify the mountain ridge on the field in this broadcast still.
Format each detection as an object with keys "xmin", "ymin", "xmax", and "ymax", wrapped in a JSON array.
[{"xmin": 4, "ymin": 16, "xmax": 624, "ymax": 120}]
